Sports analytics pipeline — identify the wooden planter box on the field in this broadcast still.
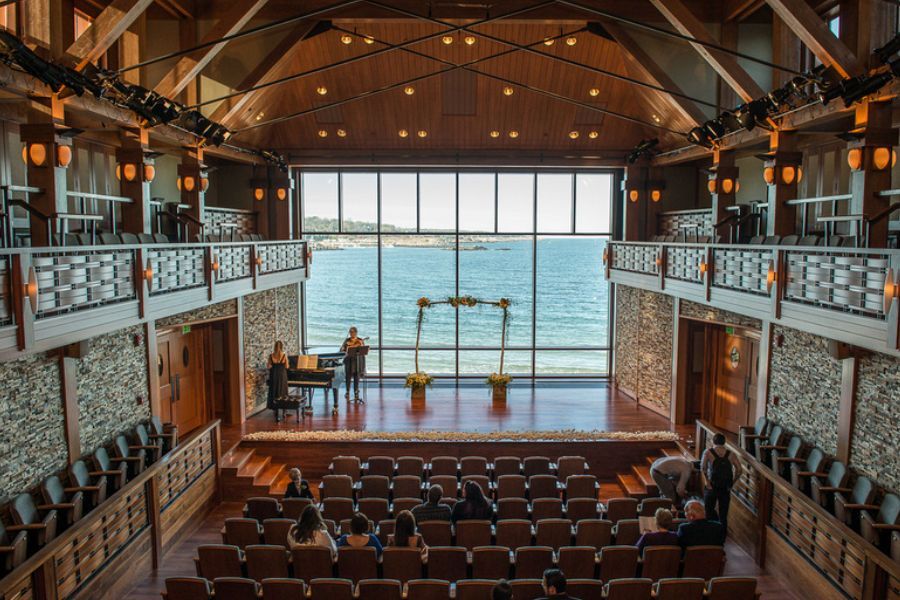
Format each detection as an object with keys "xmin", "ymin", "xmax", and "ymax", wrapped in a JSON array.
[
  {"xmin": 410, "ymin": 386, "xmax": 427, "ymax": 406},
  {"xmin": 492, "ymin": 384, "xmax": 507, "ymax": 403}
]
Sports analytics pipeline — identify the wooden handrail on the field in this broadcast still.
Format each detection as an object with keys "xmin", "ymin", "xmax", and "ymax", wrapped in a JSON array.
[
  {"xmin": 785, "ymin": 193, "xmax": 852, "ymax": 206},
  {"xmin": 694, "ymin": 419, "xmax": 900, "ymax": 585},
  {"xmin": 64, "ymin": 191, "xmax": 132, "ymax": 204},
  {"xmin": 0, "ymin": 420, "xmax": 221, "ymax": 597}
]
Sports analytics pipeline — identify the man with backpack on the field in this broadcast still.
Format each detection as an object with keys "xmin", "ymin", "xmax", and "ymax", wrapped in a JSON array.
[{"xmin": 701, "ymin": 433, "xmax": 743, "ymax": 529}]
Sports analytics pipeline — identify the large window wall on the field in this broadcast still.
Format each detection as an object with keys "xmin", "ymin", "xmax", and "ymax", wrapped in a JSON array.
[{"xmin": 300, "ymin": 170, "xmax": 615, "ymax": 378}]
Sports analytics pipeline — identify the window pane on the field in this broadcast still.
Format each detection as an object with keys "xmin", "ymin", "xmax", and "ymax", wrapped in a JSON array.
[
  {"xmin": 381, "ymin": 235, "xmax": 456, "ymax": 348},
  {"xmin": 458, "ymin": 350, "xmax": 532, "ymax": 376},
  {"xmin": 341, "ymin": 173, "xmax": 377, "ymax": 231},
  {"xmin": 459, "ymin": 239, "xmax": 532, "ymax": 347},
  {"xmin": 380, "ymin": 173, "xmax": 417, "ymax": 231},
  {"xmin": 459, "ymin": 173, "xmax": 495, "ymax": 232},
  {"xmin": 302, "ymin": 172, "xmax": 339, "ymax": 231},
  {"xmin": 382, "ymin": 350, "xmax": 455, "ymax": 376},
  {"xmin": 537, "ymin": 174, "xmax": 573, "ymax": 233},
  {"xmin": 420, "ymin": 173, "xmax": 456, "ymax": 232},
  {"xmin": 498, "ymin": 173, "xmax": 534, "ymax": 232},
  {"xmin": 305, "ymin": 235, "xmax": 379, "ymax": 354},
  {"xmin": 535, "ymin": 236, "xmax": 610, "ymax": 347},
  {"xmin": 575, "ymin": 173, "xmax": 612, "ymax": 233},
  {"xmin": 535, "ymin": 350, "xmax": 608, "ymax": 375}
]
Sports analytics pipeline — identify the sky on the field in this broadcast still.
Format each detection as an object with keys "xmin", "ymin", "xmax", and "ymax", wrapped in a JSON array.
[{"xmin": 301, "ymin": 171, "xmax": 612, "ymax": 234}]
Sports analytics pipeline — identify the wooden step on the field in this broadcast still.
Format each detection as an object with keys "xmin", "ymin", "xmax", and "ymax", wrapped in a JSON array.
[
  {"xmin": 616, "ymin": 473, "xmax": 648, "ymax": 499},
  {"xmin": 660, "ymin": 447, "xmax": 683, "ymax": 458},
  {"xmin": 238, "ymin": 454, "xmax": 271, "ymax": 479},
  {"xmin": 270, "ymin": 472, "xmax": 292, "ymax": 496},
  {"xmin": 631, "ymin": 464, "xmax": 659, "ymax": 495},
  {"xmin": 255, "ymin": 462, "xmax": 286, "ymax": 488},
  {"xmin": 222, "ymin": 448, "xmax": 255, "ymax": 472}
]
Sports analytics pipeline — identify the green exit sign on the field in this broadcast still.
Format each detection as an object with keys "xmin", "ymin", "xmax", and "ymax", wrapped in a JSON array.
[
  {"xmin": 725, "ymin": 326, "xmax": 734, "ymax": 335},
  {"xmin": 182, "ymin": 325, "xmax": 191, "ymax": 335}
]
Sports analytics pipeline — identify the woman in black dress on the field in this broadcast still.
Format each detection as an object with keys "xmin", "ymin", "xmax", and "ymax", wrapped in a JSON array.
[
  {"xmin": 267, "ymin": 340, "xmax": 289, "ymax": 422},
  {"xmin": 451, "ymin": 480, "xmax": 493, "ymax": 523}
]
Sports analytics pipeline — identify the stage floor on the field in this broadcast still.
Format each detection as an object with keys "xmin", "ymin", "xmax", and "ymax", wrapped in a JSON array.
[{"xmin": 221, "ymin": 381, "xmax": 690, "ymax": 449}]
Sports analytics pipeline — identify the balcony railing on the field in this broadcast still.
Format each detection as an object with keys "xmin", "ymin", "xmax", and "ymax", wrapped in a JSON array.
[
  {"xmin": 606, "ymin": 241, "xmax": 900, "ymax": 355},
  {"xmin": 0, "ymin": 239, "xmax": 308, "ymax": 360}
]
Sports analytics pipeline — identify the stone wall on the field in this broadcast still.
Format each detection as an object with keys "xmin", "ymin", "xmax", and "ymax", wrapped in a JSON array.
[
  {"xmin": 0, "ymin": 353, "xmax": 67, "ymax": 505},
  {"xmin": 155, "ymin": 299, "xmax": 238, "ymax": 328},
  {"xmin": 77, "ymin": 325, "xmax": 151, "ymax": 456},
  {"xmin": 680, "ymin": 301, "xmax": 762, "ymax": 330},
  {"xmin": 243, "ymin": 285, "xmax": 301, "ymax": 414},
  {"xmin": 614, "ymin": 285, "xmax": 674, "ymax": 415},
  {"xmin": 767, "ymin": 326, "xmax": 842, "ymax": 456},
  {"xmin": 849, "ymin": 350, "xmax": 900, "ymax": 493}
]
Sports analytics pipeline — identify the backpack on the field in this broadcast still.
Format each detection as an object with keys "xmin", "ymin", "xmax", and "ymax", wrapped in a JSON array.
[{"xmin": 709, "ymin": 449, "xmax": 734, "ymax": 490}]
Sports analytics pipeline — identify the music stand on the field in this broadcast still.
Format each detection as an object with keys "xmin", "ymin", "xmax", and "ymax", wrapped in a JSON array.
[{"xmin": 346, "ymin": 345, "xmax": 369, "ymax": 404}]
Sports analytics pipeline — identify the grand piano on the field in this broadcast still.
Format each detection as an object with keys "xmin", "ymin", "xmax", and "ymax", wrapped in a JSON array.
[{"xmin": 287, "ymin": 352, "xmax": 346, "ymax": 415}]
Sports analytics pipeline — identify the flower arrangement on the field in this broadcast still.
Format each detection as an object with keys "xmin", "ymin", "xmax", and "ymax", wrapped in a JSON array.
[
  {"xmin": 486, "ymin": 372, "xmax": 512, "ymax": 387},
  {"xmin": 244, "ymin": 429, "xmax": 682, "ymax": 443},
  {"xmin": 405, "ymin": 371, "xmax": 433, "ymax": 389},
  {"xmin": 417, "ymin": 297, "xmax": 431, "ymax": 308}
]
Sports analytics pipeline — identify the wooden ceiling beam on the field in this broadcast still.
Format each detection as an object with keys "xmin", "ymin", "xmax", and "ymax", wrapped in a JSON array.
[
  {"xmin": 153, "ymin": 0, "xmax": 271, "ymax": 99},
  {"xmin": 155, "ymin": 0, "xmax": 192, "ymax": 19},
  {"xmin": 601, "ymin": 19, "xmax": 708, "ymax": 127},
  {"xmin": 66, "ymin": 0, "xmax": 156, "ymax": 70},
  {"xmin": 764, "ymin": 0, "xmax": 863, "ymax": 78},
  {"xmin": 209, "ymin": 21, "xmax": 317, "ymax": 126},
  {"xmin": 649, "ymin": 0, "xmax": 766, "ymax": 102},
  {"xmin": 724, "ymin": 0, "xmax": 765, "ymax": 22}
]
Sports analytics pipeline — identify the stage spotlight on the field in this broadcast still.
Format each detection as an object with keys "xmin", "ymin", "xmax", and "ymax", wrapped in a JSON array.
[
  {"xmin": 687, "ymin": 127, "xmax": 714, "ymax": 149},
  {"xmin": 703, "ymin": 119, "xmax": 727, "ymax": 139},
  {"xmin": 815, "ymin": 82, "xmax": 843, "ymax": 106},
  {"xmin": 839, "ymin": 72, "xmax": 894, "ymax": 106},
  {"xmin": 720, "ymin": 111, "xmax": 742, "ymax": 132},
  {"xmin": 875, "ymin": 33, "xmax": 900, "ymax": 64},
  {"xmin": 625, "ymin": 138, "xmax": 659, "ymax": 163}
]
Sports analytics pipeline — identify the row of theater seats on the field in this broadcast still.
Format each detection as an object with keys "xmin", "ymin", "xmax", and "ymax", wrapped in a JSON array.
[
  {"xmin": 0, "ymin": 417, "xmax": 176, "ymax": 577},
  {"xmin": 163, "ymin": 575, "xmax": 761, "ymax": 600},
  {"xmin": 195, "ymin": 541, "xmax": 726, "ymax": 583},
  {"xmin": 648, "ymin": 232, "xmax": 855, "ymax": 247},
  {"xmin": 741, "ymin": 417, "xmax": 899, "ymax": 560},
  {"xmin": 329, "ymin": 455, "xmax": 590, "ymax": 482}
]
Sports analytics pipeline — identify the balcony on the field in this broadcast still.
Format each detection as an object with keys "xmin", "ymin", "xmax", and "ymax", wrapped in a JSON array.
[
  {"xmin": 605, "ymin": 241, "xmax": 900, "ymax": 356},
  {"xmin": 0, "ymin": 239, "xmax": 308, "ymax": 359}
]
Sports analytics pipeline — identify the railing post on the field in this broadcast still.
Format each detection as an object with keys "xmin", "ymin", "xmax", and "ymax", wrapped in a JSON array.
[
  {"xmin": 756, "ymin": 475, "xmax": 773, "ymax": 568},
  {"xmin": 704, "ymin": 246, "xmax": 713, "ymax": 301},
  {"xmin": 135, "ymin": 248, "xmax": 146, "ymax": 319},
  {"xmin": 888, "ymin": 253, "xmax": 899, "ymax": 351},
  {"xmin": 771, "ymin": 249, "xmax": 784, "ymax": 320},
  {"xmin": 11, "ymin": 253, "xmax": 35, "ymax": 351},
  {"xmin": 205, "ymin": 246, "xmax": 215, "ymax": 302},
  {"xmin": 657, "ymin": 245, "xmax": 666, "ymax": 291},
  {"xmin": 147, "ymin": 474, "xmax": 163, "ymax": 569}
]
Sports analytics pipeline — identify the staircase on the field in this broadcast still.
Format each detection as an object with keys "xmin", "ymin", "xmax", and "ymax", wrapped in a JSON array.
[
  {"xmin": 612, "ymin": 445, "xmax": 689, "ymax": 500},
  {"xmin": 221, "ymin": 446, "xmax": 292, "ymax": 499}
]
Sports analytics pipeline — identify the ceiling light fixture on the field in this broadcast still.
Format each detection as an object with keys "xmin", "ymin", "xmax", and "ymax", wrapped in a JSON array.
[
  {"xmin": 652, "ymin": 114, "xmax": 661, "ymax": 123},
  {"xmin": 340, "ymin": 34, "xmax": 353, "ymax": 45},
  {"xmin": 508, "ymin": 130, "xmax": 519, "ymax": 138},
  {"xmin": 442, "ymin": 35, "xmax": 454, "ymax": 45},
  {"xmin": 503, "ymin": 86, "xmax": 514, "ymax": 96},
  {"xmin": 588, "ymin": 131, "xmax": 599, "ymax": 139},
  {"xmin": 569, "ymin": 131, "xmax": 580, "ymax": 139},
  {"xmin": 318, "ymin": 129, "xmax": 328, "ymax": 138},
  {"xmin": 336, "ymin": 129, "xmax": 347, "ymax": 137},
  {"xmin": 404, "ymin": 86, "xmax": 415, "ymax": 96},
  {"xmin": 589, "ymin": 88, "xmax": 600, "ymax": 97},
  {"xmin": 464, "ymin": 35, "xmax": 476, "ymax": 46},
  {"xmin": 316, "ymin": 86, "xmax": 328, "ymax": 95},
  {"xmin": 417, "ymin": 130, "xmax": 427, "ymax": 138},
  {"xmin": 566, "ymin": 36, "xmax": 577, "ymax": 46},
  {"xmin": 543, "ymin": 37, "xmax": 555, "ymax": 46},
  {"xmin": 363, "ymin": 35, "xmax": 375, "ymax": 45},
  {"xmin": 489, "ymin": 130, "xmax": 500, "ymax": 138},
  {"xmin": 398, "ymin": 129, "xmax": 409, "ymax": 138}
]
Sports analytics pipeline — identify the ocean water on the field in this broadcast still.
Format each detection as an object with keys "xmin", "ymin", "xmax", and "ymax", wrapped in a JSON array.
[{"xmin": 304, "ymin": 237, "xmax": 610, "ymax": 375}]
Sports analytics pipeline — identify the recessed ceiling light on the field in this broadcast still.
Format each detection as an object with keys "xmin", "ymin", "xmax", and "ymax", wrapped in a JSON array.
[
  {"xmin": 503, "ymin": 86, "xmax": 514, "ymax": 96},
  {"xmin": 442, "ymin": 35, "xmax": 454, "ymax": 45},
  {"xmin": 464, "ymin": 35, "xmax": 476, "ymax": 45},
  {"xmin": 340, "ymin": 34, "xmax": 353, "ymax": 45},
  {"xmin": 652, "ymin": 114, "xmax": 661, "ymax": 123},
  {"xmin": 417, "ymin": 130, "xmax": 428, "ymax": 138},
  {"xmin": 569, "ymin": 130, "xmax": 580, "ymax": 139},
  {"xmin": 398, "ymin": 129, "xmax": 409, "ymax": 138},
  {"xmin": 589, "ymin": 88, "xmax": 600, "ymax": 97},
  {"xmin": 489, "ymin": 130, "xmax": 500, "ymax": 138},
  {"xmin": 363, "ymin": 35, "xmax": 375, "ymax": 44},
  {"xmin": 255, "ymin": 112, "xmax": 265, "ymax": 121},
  {"xmin": 588, "ymin": 130, "xmax": 599, "ymax": 139},
  {"xmin": 318, "ymin": 129, "xmax": 328, "ymax": 138},
  {"xmin": 543, "ymin": 37, "xmax": 555, "ymax": 46},
  {"xmin": 404, "ymin": 86, "xmax": 415, "ymax": 96},
  {"xmin": 508, "ymin": 130, "xmax": 519, "ymax": 138},
  {"xmin": 336, "ymin": 129, "xmax": 347, "ymax": 137},
  {"xmin": 566, "ymin": 36, "xmax": 577, "ymax": 46},
  {"xmin": 316, "ymin": 86, "xmax": 328, "ymax": 95}
]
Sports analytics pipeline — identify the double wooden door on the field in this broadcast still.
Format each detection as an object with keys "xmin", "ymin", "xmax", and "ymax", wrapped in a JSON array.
[{"xmin": 157, "ymin": 328, "xmax": 207, "ymax": 435}]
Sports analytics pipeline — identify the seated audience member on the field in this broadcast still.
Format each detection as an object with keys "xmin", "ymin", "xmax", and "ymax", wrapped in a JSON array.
[
  {"xmin": 288, "ymin": 504, "xmax": 337, "ymax": 557},
  {"xmin": 493, "ymin": 579, "xmax": 514, "ymax": 600},
  {"xmin": 412, "ymin": 484, "xmax": 452, "ymax": 523},
  {"xmin": 677, "ymin": 499, "xmax": 725, "ymax": 548},
  {"xmin": 636, "ymin": 507, "xmax": 679, "ymax": 552},
  {"xmin": 337, "ymin": 512, "xmax": 383, "ymax": 557},
  {"xmin": 539, "ymin": 568, "xmax": 579, "ymax": 599},
  {"xmin": 388, "ymin": 509, "xmax": 427, "ymax": 554},
  {"xmin": 284, "ymin": 467, "xmax": 314, "ymax": 499},
  {"xmin": 451, "ymin": 480, "xmax": 493, "ymax": 523}
]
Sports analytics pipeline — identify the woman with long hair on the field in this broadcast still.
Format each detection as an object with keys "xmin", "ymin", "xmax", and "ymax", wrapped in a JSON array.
[
  {"xmin": 388, "ymin": 509, "xmax": 427, "ymax": 554},
  {"xmin": 288, "ymin": 504, "xmax": 336, "ymax": 557},
  {"xmin": 451, "ymin": 480, "xmax": 493, "ymax": 523},
  {"xmin": 267, "ymin": 340, "xmax": 290, "ymax": 422}
]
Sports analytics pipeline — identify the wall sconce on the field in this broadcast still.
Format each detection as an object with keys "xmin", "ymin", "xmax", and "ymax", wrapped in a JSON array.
[
  {"xmin": 766, "ymin": 259, "xmax": 777, "ymax": 294},
  {"xmin": 781, "ymin": 165, "xmax": 797, "ymax": 185},
  {"xmin": 721, "ymin": 178, "xmax": 734, "ymax": 194},
  {"xmin": 655, "ymin": 255, "xmax": 663, "ymax": 266},
  {"xmin": 873, "ymin": 147, "xmax": 896, "ymax": 170},
  {"xmin": 276, "ymin": 187, "xmax": 288, "ymax": 201},
  {"xmin": 707, "ymin": 179, "xmax": 717, "ymax": 194},
  {"xmin": 143, "ymin": 164, "xmax": 156, "ymax": 182},
  {"xmin": 698, "ymin": 261, "xmax": 708, "ymax": 275},
  {"xmin": 211, "ymin": 257, "xmax": 220, "ymax": 272},
  {"xmin": 116, "ymin": 163, "xmax": 138, "ymax": 182},
  {"xmin": 885, "ymin": 267, "xmax": 898, "ymax": 314},
  {"xmin": 628, "ymin": 189, "xmax": 639, "ymax": 202},
  {"xmin": 847, "ymin": 148, "xmax": 862, "ymax": 170},
  {"xmin": 24, "ymin": 266, "xmax": 38, "ymax": 313},
  {"xmin": 650, "ymin": 189, "xmax": 662, "ymax": 202},
  {"xmin": 22, "ymin": 143, "xmax": 47, "ymax": 167},
  {"xmin": 201, "ymin": 177, "xmax": 210, "ymax": 192},
  {"xmin": 306, "ymin": 249, "xmax": 313, "ymax": 265},
  {"xmin": 602, "ymin": 248, "xmax": 609, "ymax": 264},
  {"xmin": 177, "ymin": 175, "xmax": 196, "ymax": 192},
  {"xmin": 253, "ymin": 188, "xmax": 265, "ymax": 201},
  {"xmin": 56, "ymin": 145, "xmax": 72, "ymax": 167},
  {"xmin": 144, "ymin": 260, "xmax": 154, "ymax": 291},
  {"xmin": 763, "ymin": 166, "xmax": 775, "ymax": 185},
  {"xmin": 255, "ymin": 256, "xmax": 263, "ymax": 266}
]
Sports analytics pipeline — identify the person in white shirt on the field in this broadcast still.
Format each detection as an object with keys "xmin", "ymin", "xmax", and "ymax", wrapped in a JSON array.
[
  {"xmin": 288, "ymin": 504, "xmax": 336, "ymax": 559},
  {"xmin": 649, "ymin": 455, "xmax": 694, "ymax": 504}
]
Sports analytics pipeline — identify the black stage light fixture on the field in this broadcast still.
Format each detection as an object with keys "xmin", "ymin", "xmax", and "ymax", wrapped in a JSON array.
[
  {"xmin": 875, "ymin": 33, "xmax": 900, "ymax": 65},
  {"xmin": 815, "ymin": 81, "xmax": 843, "ymax": 106},
  {"xmin": 840, "ymin": 71, "xmax": 894, "ymax": 106},
  {"xmin": 703, "ymin": 119, "xmax": 727, "ymax": 139},
  {"xmin": 687, "ymin": 126, "xmax": 714, "ymax": 149},
  {"xmin": 719, "ymin": 110, "xmax": 742, "ymax": 132},
  {"xmin": 0, "ymin": 30, "xmax": 101, "ymax": 97},
  {"xmin": 625, "ymin": 138, "xmax": 659, "ymax": 164}
]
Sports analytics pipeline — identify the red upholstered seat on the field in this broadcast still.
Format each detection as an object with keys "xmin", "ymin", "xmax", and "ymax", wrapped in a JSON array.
[
  {"xmin": 471, "ymin": 545, "xmax": 511, "ymax": 580},
  {"xmin": 557, "ymin": 545, "xmax": 597, "ymax": 579}
]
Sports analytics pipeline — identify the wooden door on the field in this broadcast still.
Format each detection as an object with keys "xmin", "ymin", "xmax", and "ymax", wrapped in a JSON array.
[
  {"xmin": 157, "ymin": 328, "xmax": 207, "ymax": 435},
  {"xmin": 712, "ymin": 330, "xmax": 757, "ymax": 433}
]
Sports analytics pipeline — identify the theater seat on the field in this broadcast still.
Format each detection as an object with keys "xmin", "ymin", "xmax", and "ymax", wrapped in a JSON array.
[
  {"xmin": 653, "ymin": 577, "xmax": 706, "ymax": 600},
  {"xmin": 392, "ymin": 476, "xmax": 424, "ymax": 500},
  {"xmin": 322, "ymin": 498, "xmax": 354, "ymax": 523},
  {"xmin": 471, "ymin": 545, "xmax": 511, "ymax": 580},
  {"xmin": 291, "ymin": 546, "xmax": 335, "ymax": 582},
  {"xmin": 430, "ymin": 475, "xmax": 459, "ymax": 498},
  {"xmin": 739, "ymin": 416, "xmax": 769, "ymax": 454},
  {"xmin": 419, "ymin": 520, "xmax": 452, "ymax": 547},
  {"xmin": 461, "ymin": 456, "xmax": 489, "ymax": 478},
  {"xmin": 772, "ymin": 435, "xmax": 805, "ymax": 478},
  {"xmin": 359, "ymin": 475, "xmax": 390, "ymax": 500},
  {"xmin": 358, "ymin": 498, "xmax": 389, "ymax": 523},
  {"xmin": 456, "ymin": 579, "xmax": 499, "ymax": 600},
  {"xmin": 365, "ymin": 456, "xmax": 395, "ymax": 479},
  {"xmin": 640, "ymin": 545, "xmax": 680, "ymax": 581},
  {"xmin": 92, "ymin": 446, "xmax": 127, "ymax": 494},
  {"xmin": 497, "ymin": 475, "xmax": 527, "ymax": 500},
  {"xmin": 860, "ymin": 493, "xmax": 900, "ymax": 550},
  {"xmin": 195, "ymin": 544, "xmax": 244, "ymax": 580},
  {"xmin": 456, "ymin": 520, "xmax": 492, "ymax": 550},
  {"xmin": 331, "ymin": 456, "xmax": 363, "ymax": 481},
  {"xmin": 529, "ymin": 474, "xmax": 559, "ymax": 500},
  {"xmin": 244, "ymin": 497, "xmax": 282, "ymax": 521},
  {"xmin": 430, "ymin": 456, "xmax": 459, "ymax": 478},
  {"xmin": 112, "ymin": 434, "xmax": 146, "ymax": 477},
  {"xmin": 0, "ymin": 521, "xmax": 27, "ymax": 573},
  {"xmin": 68, "ymin": 459, "xmax": 107, "ymax": 511},
  {"xmin": 834, "ymin": 476, "xmax": 877, "ymax": 529},
  {"xmin": 495, "ymin": 519, "xmax": 533, "ymax": 550},
  {"xmin": 566, "ymin": 498, "xmax": 599, "ymax": 523},
  {"xmin": 682, "ymin": 545, "xmax": 726, "ymax": 579},
  {"xmin": 8, "ymin": 493, "xmax": 57, "ymax": 552},
  {"xmin": 509, "ymin": 579, "xmax": 544, "ymax": 600},
  {"xmin": 382, "ymin": 547, "xmax": 423, "ymax": 582},
  {"xmin": 576, "ymin": 519, "xmax": 612, "ymax": 550},
  {"xmin": 531, "ymin": 498, "xmax": 563, "ymax": 522},
  {"xmin": 282, "ymin": 497, "xmax": 314, "ymax": 521},
  {"xmin": 535, "ymin": 518, "xmax": 572, "ymax": 550},
  {"xmin": 213, "ymin": 577, "xmax": 259, "ymax": 600},
  {"xmin": 262, "ymin": 518, "xmax": 294, "ymax": 548},
  {"xmin": 149, "ymin": 415, "xmax": 178, "ymax": 452},
  {"xmin": 426, "ymin": 547, "xmax": 466, "ymax": 582},
  {"xmin": 260, "ymin": 578, "xmax": 306, "ymax": 600},
  {"xmin": 604, "ymin": 577, "xmax": 652, "ymax": 600},
  {"xmin": 163, "ymin": 577, "xmax": 212, "ymax": 600},
  {"xmin": 599, "ymin": 545, "xmax": 638, "ymax": 582},
  {"xmin": 309, "ymin": 578, "xmax": 354, "ymax": 600},
  {"xmin": 790, "ymin": 448, "xmax": 827, "ymax": 495},
  {"xmin": 613, "ymin": 519, "xmax": 640, "ymax": 546},
  {"xmin": 706, "ymin": 577, "xmax": 759, "ymax": 600},
  {"xmin": 514, "ymin": 546, "xmax": 553, "ymax": 579},
  {"xmin": 396, "ymin": 456, "xmax": 425, "ymax": 478},
  {"xmin": 606, "ymin": 498, "xmax": 639, "ymax": 524},
  {"xmin": 406, "ymin": 578, "xmax": 451, "ymax": 600},
  {"xmin": 131, "ymin": 423, "xmax": 163, "ymax": 465},
  {"xmin": 523, "ymin": 456, "xmax": 552, "ymax": 477},
  {"xmin": 321, "ymin": 475, "xmax": 355, "ymax": 500},
  {"xmin": 755, "ymin": 424, "xmax": 785, "ymax": 466},
  {"xmin": 494, "ymin": 457, "xmax": 522, "ymax": 478},
  {"xmin": 245, "ymin": 544, "xmax": 289, "ymax": 581},
  {"xmin": 357, "ymin": 578, "xmax": 402, "ymax": 600},
  {"xmin": 567, "ymin": 579, "xmax": 604, "ymax": 600},
  {"xmin": 39, "ymin": 475, "xmax": 83, "ymax": 528},
  {"xmin": 498, "ymin": 498, "xmax": 530, "ymax": 521},
  {"xmin": 557, "ymin": 545, "xmax": 596, "ymax": 579},
  {"xmin": 810, "ymin": 459, "xmax": 848, "ymax": 511}
]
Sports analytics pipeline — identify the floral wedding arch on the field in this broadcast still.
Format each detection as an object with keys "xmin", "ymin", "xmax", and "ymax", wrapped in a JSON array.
[{"xmin": 405, "ymin": 295, "xmax": 512, "ymax": 390}]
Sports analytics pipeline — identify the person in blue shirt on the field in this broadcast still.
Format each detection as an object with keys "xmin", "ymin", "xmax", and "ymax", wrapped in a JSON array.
[{"xmin": 337, "ymin": 512, "xmax": 383, "ymax": 557}]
